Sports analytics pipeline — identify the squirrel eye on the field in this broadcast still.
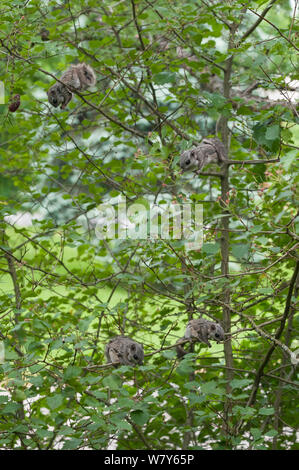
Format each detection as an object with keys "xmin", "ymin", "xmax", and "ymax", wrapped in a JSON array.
[
  {"xmin": 185, "ymin": 159, "xmax": 190, "ymax": 165},
  {"xmin": 133, "ymin": 354, "xmax": 139, "ymax": 360},
  {"xmin": 215, "ymin": 333, "xmax": 219, "ymax": 338}
]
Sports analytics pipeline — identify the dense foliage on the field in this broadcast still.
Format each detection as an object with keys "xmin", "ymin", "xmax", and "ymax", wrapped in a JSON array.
[{"xmin": 0, "ymin": 0, "xmax": 298, "ymax": 450}]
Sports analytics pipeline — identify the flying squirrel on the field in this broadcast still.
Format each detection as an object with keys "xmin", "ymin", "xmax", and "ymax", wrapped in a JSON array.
[
  {"xmin": 105, "ymin": 336, "xmax": 144, "ymax": 366},
  {"xmin": 176, "ymin": 318, "xmax": 225, "ymax": 358},
  {"xmin": 180, "ymin": 138, "xmax": 227, "ymax": 173},
  {"xmin": 47, "ymin": 63, "xmax": 96, "ymax": 109}
]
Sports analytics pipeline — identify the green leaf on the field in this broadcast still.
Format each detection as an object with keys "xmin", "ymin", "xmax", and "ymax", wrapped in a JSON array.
[
  {"xmin": 200, "ymin": 381, "xmax": 223, "ymax": 395},
  {"xmin": 47, "ymin": 394, "xmax": 64, "ymax": 410},
  {"xmin": 230, "ymin": 379, "xmax": 252, "ymax": 389},
  {"xmin": 116, "ymin": 420, "xmax": 132, "ymax": 431},
  {"xmin": 188, "ymin": 393, "xmax": 208, "ymax": 405},
  {"xmin": 259, "ymin": 407, "xmax": 275, "ymax": 415},
  {"xmin": 231, "ymin": 244, "xmax": 249, "ymax": 259},
  {"xmin": 253, "ymin": 122, "xmax": 280, "ymax": 151},
  {"xmin": 251, "ymin": 428, "xmax": 262, "ymax": 440},
  {"xmin": 130, "ymin": 409, "xmax": 150, "ymax": 426},
  {"xmin": 233, "ymin": 405, "xmax": 255, "ymax": 418},
  {"xmin": 202, "ymin": 243, "xmax": 219, "ymax": 255},
  {"xmin": 102, "ymin": 375, "xmax": 123, "ymax": 390},
  {"xmin": 280, "ymin": 150, "xmax": 298, "ymax": 170},
  {"xmin": 12, "ymin": 389, "xmax": 26, "ymax": 402},
  {"xmin": 36, "ymin": 428, "xmax": 54, "ymax": 439},
  {"xmin": 153, "ymin": 72, "xmax": 177, "ymax": 84},
  {"xmin": 264, "ymin": 429, "xmax": 278, "ymax": 437},
  {"xmin": 176, "ymin": 357, "xmax": 196, "ymax": 376},
  {"xmin": 2, "ymin": 402, "xmax": 20, "ymax": 414},
  {"xmin": 62, "ymin": 438, "xmax": 83, "ymax": 450},
  {"xmin": 265, "ymin": 124, "xmax": 280, "ymax": 141},
  {"xmin": 63, "ymin": 365, "xmax": 82, "ymax": 380}
]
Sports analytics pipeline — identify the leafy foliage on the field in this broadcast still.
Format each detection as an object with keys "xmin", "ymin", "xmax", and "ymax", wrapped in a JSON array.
[{"xmin": 0, "ymin": 0, "xmax": 298, "ymax": 450}]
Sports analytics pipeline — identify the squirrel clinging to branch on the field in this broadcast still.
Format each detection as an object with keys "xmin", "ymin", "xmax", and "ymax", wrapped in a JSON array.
[
  {"xmin": 180, "ymin": 137, "xmax": 227, "ymax": 173},
  {"xmin": 105, "ymin": 336, "xmax": 144, "ymax": 366},
  {"xmin": 176, "ymin": 318, "xmax": 225, "ymax": 358},
  {"xmin": 47, "ymin": 63, "xmax": 96, "ymax": 109}
]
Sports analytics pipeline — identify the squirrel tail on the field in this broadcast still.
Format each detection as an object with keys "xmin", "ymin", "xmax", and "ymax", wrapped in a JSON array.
[{"xmin": 176, "ymin": 338, "xmax": 188, "ymax": 359}]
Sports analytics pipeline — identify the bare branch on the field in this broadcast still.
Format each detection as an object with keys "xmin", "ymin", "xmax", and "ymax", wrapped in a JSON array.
[
  {"xmin": 247, "ymin": 260, "xmax": 299, "ymax": 406},
  {"xmin": 240, "ymin": 0, "xmax": 280, "ymax": 43}
]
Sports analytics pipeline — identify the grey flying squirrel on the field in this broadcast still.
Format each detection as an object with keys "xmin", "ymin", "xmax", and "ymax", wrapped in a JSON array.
[
  {"xmin": 180, "ymin": 138, "xmax": 227, "ymax": 173},
  {"xmin": 176, "ymin": 318, "xmax": 225, "ymax": 358},
  {"xmin": 105, "ymin": 336, "xmax": 144, "ymax": 366},
  {"xmin": 47, "ymin": 63, "xmax": 96, "ymax": 109}
]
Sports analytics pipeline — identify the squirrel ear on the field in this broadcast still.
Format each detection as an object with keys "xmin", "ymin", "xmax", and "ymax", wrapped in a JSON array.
[
  {"xmin": 210, "ymin": 324, "xmax": 216, "ymax": 330},
  {"xmin": 131, "ymin": 344, "xmax": 136, "ymax": 351}
]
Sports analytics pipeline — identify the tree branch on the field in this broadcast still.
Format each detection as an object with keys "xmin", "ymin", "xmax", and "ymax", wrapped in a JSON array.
[
  {"xmin": 246, "ymin": 260, "xmax": 299, "ymax": 407},
  {"xmin": 239, "ymin": 0, "xmax": 280, "ymax": 43},
  {"xmin": 244, "ymin": 4, "xmax": 299, "ymax": 51}
]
